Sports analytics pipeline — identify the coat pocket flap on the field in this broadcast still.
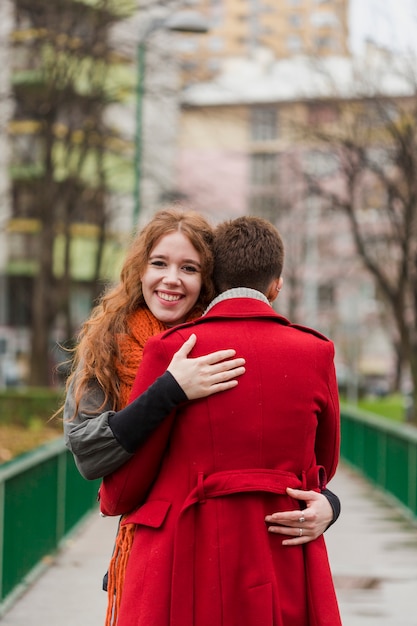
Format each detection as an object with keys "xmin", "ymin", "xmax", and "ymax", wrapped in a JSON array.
[{"xmin": 123, "ymin": 500, "xmax": 171, "ymax": 528}]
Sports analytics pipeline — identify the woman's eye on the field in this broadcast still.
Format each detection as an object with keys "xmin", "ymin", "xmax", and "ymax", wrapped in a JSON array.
[
  {"xmin": 150, "ymin": 260, "xmax": 165, "ymax": 268},
  {"xmin": 183, "ymin": 265, "xmax": 199, "ymax": 273}
]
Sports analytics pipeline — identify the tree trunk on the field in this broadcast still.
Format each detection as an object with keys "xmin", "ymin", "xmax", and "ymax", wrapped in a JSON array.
[
  {"xmin": 29, "ymin": 222, "xmax": 56, "ymax": 386},
  {"xmin": 392, "ymin": 341, "xmax": 404, "ymax": 393},
  {"xmin": 29, "ymin": 120, "xmax": 57, "ymax": 386}
]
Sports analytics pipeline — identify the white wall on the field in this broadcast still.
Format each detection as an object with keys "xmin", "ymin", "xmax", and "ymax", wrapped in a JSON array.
[{"xmin": 0, "ymin": 0, "xmax": 13, "ymax": 274}]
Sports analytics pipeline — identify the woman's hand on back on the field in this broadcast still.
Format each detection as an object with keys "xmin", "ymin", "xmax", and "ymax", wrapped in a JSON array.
[
  {"xmin": 265, "ymin": 488, "xmax": 334, "ymax": 545},
  {"xmin": 167, "ymin": 333, "xmax": 245, "ymax": 399}
]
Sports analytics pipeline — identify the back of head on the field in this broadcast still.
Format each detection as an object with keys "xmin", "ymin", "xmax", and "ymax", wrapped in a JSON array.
[{"xmin": 213, "ymin": 216, "xmax": 284, "ymax": 294}]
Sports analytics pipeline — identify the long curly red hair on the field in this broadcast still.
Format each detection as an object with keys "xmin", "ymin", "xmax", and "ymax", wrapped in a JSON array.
[{"xmin": 67, "ymin": 207, "xmax": 215, "ymax": 413}]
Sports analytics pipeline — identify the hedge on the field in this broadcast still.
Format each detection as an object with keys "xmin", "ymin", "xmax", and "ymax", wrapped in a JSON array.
[{"xmin": 0, "ymin": 389, "xmax": 64, "ymax": 428}]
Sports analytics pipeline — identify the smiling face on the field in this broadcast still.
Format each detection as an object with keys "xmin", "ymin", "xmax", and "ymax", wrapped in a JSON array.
[{"xmin": 141, "ymin": 230, "xmax": 203, "ymax": 326}]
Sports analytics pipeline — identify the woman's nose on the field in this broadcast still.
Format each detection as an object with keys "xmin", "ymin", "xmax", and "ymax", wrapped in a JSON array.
[{"xmin": 162, "ymin": 266, "xmax": 181, "ymax": 284}]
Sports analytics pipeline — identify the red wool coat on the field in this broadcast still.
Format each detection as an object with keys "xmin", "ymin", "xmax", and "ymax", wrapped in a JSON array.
[{"xmin": 100, "ymin": 298, "xmax": 341, "ymax": 626}]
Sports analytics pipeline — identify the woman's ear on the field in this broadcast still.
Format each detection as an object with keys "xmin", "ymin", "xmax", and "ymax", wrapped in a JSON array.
[{"xmin": 267, "ymin": 277, "xmax": 283, "ymax": 303}]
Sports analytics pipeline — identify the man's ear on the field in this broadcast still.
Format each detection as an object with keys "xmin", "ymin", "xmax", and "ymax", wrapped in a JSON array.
[{"xmin": 267, "ymin": 277, "xmax": 283, "ymax": 303}]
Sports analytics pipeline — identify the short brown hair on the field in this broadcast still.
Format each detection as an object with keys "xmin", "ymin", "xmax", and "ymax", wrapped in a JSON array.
[{"xmin": 213, "ymin": 216, "xmax": 284, "ymax": 294}]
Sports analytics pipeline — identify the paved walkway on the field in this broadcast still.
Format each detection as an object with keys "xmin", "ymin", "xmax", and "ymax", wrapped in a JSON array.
[
  {"xmin": 326, "ymin": 465, "xmax": 417, "ymax": 625},
  {"xmin": 2, "ymin": 463, "xmax": 417, "ymax": 625}
]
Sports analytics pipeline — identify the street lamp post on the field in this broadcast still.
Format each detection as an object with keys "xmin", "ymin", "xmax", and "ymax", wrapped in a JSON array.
[{"xmin": 133, "ymin": 11, "xmax": 209, "ymax": 229}]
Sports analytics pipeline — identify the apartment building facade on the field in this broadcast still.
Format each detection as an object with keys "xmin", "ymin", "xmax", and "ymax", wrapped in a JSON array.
[
  {"xmin": 177, "ymin": 0, "xmax": 349, "ymax": 83},
  {"xmin": 0, "ymin": 0, "xmax": 211, "ymax": 387},
  {"xmin": 176, "ymin": 53, "xmax": 412, "ymax": 391}
]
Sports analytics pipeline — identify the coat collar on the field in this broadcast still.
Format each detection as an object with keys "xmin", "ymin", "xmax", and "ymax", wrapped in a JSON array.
[
  {"xmin": 204, "ymin": 288, "xmax": 270, "ymax": 314},
  {"xmin": 161, "ymin": 292, "xmax": 330, "ymax": 342},
  {"xmin": 203, "ymin": 295, "xmax": 290, "ymax": 325}
]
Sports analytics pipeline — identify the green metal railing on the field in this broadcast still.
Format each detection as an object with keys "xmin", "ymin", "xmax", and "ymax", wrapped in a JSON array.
[
  {"xmin": 340, "ymin": 405, "xmax": 417, "ymax": 518},
  {"xmin": 1, "ymin": 407, "xmax": 416, "ymax": 615},
  {"xmin": 0, "ymin": 438, "xmax": 100, "ymax": 615}
]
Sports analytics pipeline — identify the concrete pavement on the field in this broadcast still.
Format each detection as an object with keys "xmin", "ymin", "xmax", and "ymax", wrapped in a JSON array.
[
  {"xmin": 2, "ymin": 462, "xmax": 417, "ymax": 625},
  {"xmin": 1, "ymin": 512, "xmax": 119, "ymax": 625},
  {"xmin": 326, "ymin": 465, "xmax": 417, "ymax": 626}
]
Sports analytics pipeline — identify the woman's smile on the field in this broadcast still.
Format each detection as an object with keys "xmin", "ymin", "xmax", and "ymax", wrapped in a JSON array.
[{"xmin": 156, "ymin": 291, "xmax": 183, "ymax": 303}]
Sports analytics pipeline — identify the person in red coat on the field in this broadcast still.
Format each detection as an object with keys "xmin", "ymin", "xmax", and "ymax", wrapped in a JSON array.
[{"xmin": 101, "ymin": 216, "xmax": 342, "ymax": 626}]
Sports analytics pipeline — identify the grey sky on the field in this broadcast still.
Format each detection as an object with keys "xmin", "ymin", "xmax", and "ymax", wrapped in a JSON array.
[{"xmin": 349, "ymin": 0, "xmax": 417, "ymax": 54}]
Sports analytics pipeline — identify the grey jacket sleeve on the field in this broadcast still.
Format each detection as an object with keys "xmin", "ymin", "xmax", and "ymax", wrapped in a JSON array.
[
  {"xmin": 63, "ymin": 372, "xmax": 188, "ymax": 481},
  {"xmin": 63, "ymin": 378, "xmax": 133, "ymax": 481}
]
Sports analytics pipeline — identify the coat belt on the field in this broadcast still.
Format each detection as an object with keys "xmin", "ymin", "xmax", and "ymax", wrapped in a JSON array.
[{"xmin": 170, "ymin": 466, "xmax": 326, "ymax": 626}]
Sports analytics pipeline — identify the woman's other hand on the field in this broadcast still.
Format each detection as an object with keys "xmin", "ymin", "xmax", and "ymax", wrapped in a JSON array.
[
  {"xmin": 167, "ymin": 333, "xmax": 245, "ymax": 399},
  {"xmin": 265, "ymin": 487, "xmax": 333, "ymax": 545}
]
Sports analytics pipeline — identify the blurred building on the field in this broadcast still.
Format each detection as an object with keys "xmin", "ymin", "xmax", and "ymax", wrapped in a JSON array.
[
  {"xmin": 176, "ymin": 51, "xmax": 414, "ymax": 388},
  {"xmin": 177, "ymin": 0, "xmax": 350, "ymax": 84},
  {"xmin": 0, "ymin": 0, "xmax": 187, "ymax": 386}
]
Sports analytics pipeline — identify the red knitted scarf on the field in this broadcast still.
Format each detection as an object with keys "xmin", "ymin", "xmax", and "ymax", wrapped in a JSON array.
[
  {"xmin": 115, "ymin": 304, "xmax": 202, "ymax": 408},
  {"xmin": 115, "ymin": 306, "xmax": 166, "ymax": 410}
]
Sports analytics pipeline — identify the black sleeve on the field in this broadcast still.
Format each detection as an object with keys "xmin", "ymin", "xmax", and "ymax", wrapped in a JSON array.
[
  {"xmin": 108, "ymin": 371, "xmax": 187, "ymax": 453},
  {"xmin": 322, "ymin": 487, "xmax": 341, "ymax": 529}
]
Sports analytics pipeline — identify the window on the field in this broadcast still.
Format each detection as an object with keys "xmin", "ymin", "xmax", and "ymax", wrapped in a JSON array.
[
  {"xmin": 11, "ymin": 134, "xmax": 43, "ymax": 167},
  {"xmin": 207, "ymin": 58, "xmax": 221, "ymax": 72},
  {"xmin": 358, "ymin": 102, "xmax": 398, "ymax": 130},
  {"xmin": 313, "ymin": 36, "xmax": 337, "ymax": 51},
  {"xmin": 310, "ymin": 11, "xmax": 339, "ymax": 28},
  {"xmin": 260, "ymin": 4, "xmax": 276, "ymax": 14},
  {"xmin": 11, "ymin": 44, "xmax": 41, "ymax": 72},
  {"xmin": 365, "ymin": 147, "xmax": 392, "ymax": 169},
  {"xmin": 289, "ymin": 13, "xmax": 302, "ymax": 28},
  {"xmin": 210, "ymin": 0, "xmax": 225, "ymax": 27},
  {"xmin": 287, "ymin": 35, "xmax": 302, "ymax": 52},
  {"xmin": 250, "ymin": 153, "xmax": 278, "ymax": 185},
  {"xmin": 70, "ymin": 285, "xmax": 96, "ymax": 329},
  {"xmin": 175, "ymin": 38, "xmax": 199, "ymax": 54},
  {"xmin": 207, "ymin": 36, "xmax": 224, "ymax": 51},
  {"xmin": 180, "ymin": 60, "xmax": 198, "ymax": 72},
  {"xmin": 13, "ymin": 182, "xmax": 41, "ymax": 218},
  {"xmin": 8, "ymin": 232, "xmax": 39, "ymax": 263},
  {"xmin": 361, "ymin": 185, "xmax": 388, "ymax": 213},
  {"xmin": 302, "ymin": 150, "xmax": 339, "ymax": 178},
  {"xmin": 250, "ymin": 107, "xmax": 277, "ymax": 142},
  {"xmin": 307, "ymin": 103, "xmax": 339, "ymax": 125},
  {"xmin": 318, "ymin": 283, "xmax": 335, "ymax": 309},
  {"xmin": 260, "ymin": 25, "xmax": 275, "ymax": 36},
  {"xmin": 249, "ymin": 194, "xmax": 279, "ymax": 223},
  {"xmin": 7, "ymin": 276, "xmax": 33, "ymax": 326}
]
